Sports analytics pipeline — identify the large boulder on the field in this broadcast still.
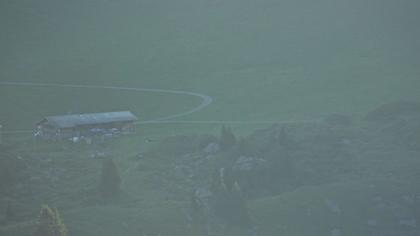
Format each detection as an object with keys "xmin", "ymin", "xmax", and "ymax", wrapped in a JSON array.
[
  {"xmin": 233, "ymin": 156, "xmax": 268, "ymax": 172},
  {"xmin": 324, "ymin": 113, "xmax": 353, "ymax": 126},
  {"xmin": 232, "ymin": 156, "xmax": 270, "ymax": 197},
  {"xmin": 365, "ymin": 101, "xmax": 420, "ymax": 122}
]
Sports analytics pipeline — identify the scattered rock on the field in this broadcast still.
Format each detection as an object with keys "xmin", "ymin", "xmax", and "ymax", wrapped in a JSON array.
[
  {"xmin": 324, "ymin": 199, "xmax": 341, "ymax": 214},
  {"xmin": 324, "ymin": 113, "xmax": 353, "ymax": 126},
  {"xmin": 367, "ymin": 219, "xmax": 377, "ymax": 226},
  {"xmin": 232, "ymin": 156, "xmax": 267, "ymax": 172},
  {"xmin": 331, "ymin": 228, "xmax": 341, "ymax": 236},
  {"xmin": 203, "ymin": 142, "xmax": 220, "ymax": 154},
  {"xmin": 399, "ymin": 218, "xmax": 417, "ymax": 228},
  {"xmin": 401, "ymin": 195, "xmax": 415, "ymax": 204},
  {"xmin": 204, "ymin": 154, "xmax": 215, "ymax": 160}
]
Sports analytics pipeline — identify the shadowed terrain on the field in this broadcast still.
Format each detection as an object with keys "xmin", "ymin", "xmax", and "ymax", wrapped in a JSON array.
[{"xmin": 1, "ymin": 0, "xmax": 419, "ymax": 235}]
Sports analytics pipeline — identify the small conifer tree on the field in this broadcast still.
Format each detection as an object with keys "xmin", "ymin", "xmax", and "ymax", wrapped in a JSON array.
[
  {"xmin": 99, "ymin": 158, "xmax": 121, "ymax": 197},
  {"xmin": 33, "ymin": 205, "xmax": 67, "ymax": 236},
  {"xmin": 5, "ymin": 200, "xmax": 14, "ymax": 221},
  {"xmin": 219, "ymin": 126, "xmax": 236, "ymax": 151}
]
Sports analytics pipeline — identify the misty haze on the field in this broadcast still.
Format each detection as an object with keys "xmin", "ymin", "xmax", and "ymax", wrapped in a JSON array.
[{"xmin": 1, "ymin": 0, "xmax": 419, "ymax": 235}]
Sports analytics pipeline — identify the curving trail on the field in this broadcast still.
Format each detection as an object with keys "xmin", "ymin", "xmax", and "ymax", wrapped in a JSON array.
[
  {"xmin": 0, "ymin": 81, "xmax": 213, "ymax": 133},
  {"xmin": 0, "ymin": 81, "xmax": 320, "ymax": 183},
  {"xmin": 0, "ymin": 81, "xmax": 322, "ymax": 134}
]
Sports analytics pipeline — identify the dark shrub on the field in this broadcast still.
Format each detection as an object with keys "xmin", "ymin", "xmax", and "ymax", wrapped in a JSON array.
[
  {"xmin": 0, "ymin": 151, "xmax": 26, "ymax": 190},
  {"xmin": 219, "ymin": 126, "xmax": 237, "ymax": 151},
  {"xmin": 99, "ymin": 158, "xmax": 121, "ymax": 197}
]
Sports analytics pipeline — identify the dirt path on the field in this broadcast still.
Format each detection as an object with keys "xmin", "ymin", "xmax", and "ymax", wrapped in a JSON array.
[
  {"xmin": 0, "ymin": 81, "xmax": 322, "ymax": 134},
  {"xmin": 0, "ymin": 81, "xmax": 213, "ymax": 133}
]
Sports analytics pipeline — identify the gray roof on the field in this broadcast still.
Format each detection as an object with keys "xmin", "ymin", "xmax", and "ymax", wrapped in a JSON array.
[{"xmin": 38, "ymin": 111, "xmax": 138, "ymax": 128}]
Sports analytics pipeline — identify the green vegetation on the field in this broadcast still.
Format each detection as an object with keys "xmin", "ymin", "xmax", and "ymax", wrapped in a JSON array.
[
  {"xmin": 33, "ymin": 205, "xmax": 67, "ymax": 236},
  {"xmin": 4, "ymin": 201, "xmax": 14, "ymax": 222},
  {"xmin": 1, "ymin": 0, "xmax": 419, "ymax": 235},
  {"xmin": 219, "ymin": 126, "xmax": 237, "ymax": 151},
  {"xmin": 99, "ymin": 158, "xmax": 121, "ymax": 198},
  {"xmin": 0, "ymin": 108, "xmax": 420, "ymax": 235}
]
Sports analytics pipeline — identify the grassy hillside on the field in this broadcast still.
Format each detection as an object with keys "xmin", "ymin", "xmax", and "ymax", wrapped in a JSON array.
[
  {"xmin": 1, "ymin": 0, "xmax": 419, "ymax": 235},
  {"xmin": 1, "ymin": 0, "xmax": 420, "ymax": 134}
]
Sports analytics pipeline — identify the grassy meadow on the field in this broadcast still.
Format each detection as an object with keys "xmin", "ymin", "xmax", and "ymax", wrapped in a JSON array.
[{"xmin": 1, "ymin": 0, "xmax": 420, "ymax": 235}]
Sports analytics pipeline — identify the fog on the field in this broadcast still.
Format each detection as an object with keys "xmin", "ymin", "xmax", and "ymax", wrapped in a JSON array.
[{"xmin": 1, "ymin": 0, "xmax": 419, "ymax": 235}]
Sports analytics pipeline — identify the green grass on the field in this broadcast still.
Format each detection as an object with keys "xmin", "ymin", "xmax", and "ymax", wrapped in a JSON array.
[
  {"xmin": 2, "ymin": 62, "xmax": 420, "ymax": 137},
  {"xmin": 252, "ymin": 179, "xmax": 418, "ymax": 236},
  {"xmin": 1, "ymin": 1, "xmax": 420, "ymax": 235}
]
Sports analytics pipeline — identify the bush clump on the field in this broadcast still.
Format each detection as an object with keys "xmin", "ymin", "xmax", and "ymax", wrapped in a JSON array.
[
  {"xmin": 99, "ymin": 158, "xmax": 121, "ymax": 197},
  {"xmin": 0, "ymin": 150, "xmax": 26, "ymax": 190},
  {"xmin": 219, "ymin": 126, "xmax": 237, "ymax": 151},
  {"xmin": 32, "ymin": 205, "xmax": 67, "ymax": 236},
  {"xmin": 4, "ymin": 201, "xmax": 14, "ymax": 222}
]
